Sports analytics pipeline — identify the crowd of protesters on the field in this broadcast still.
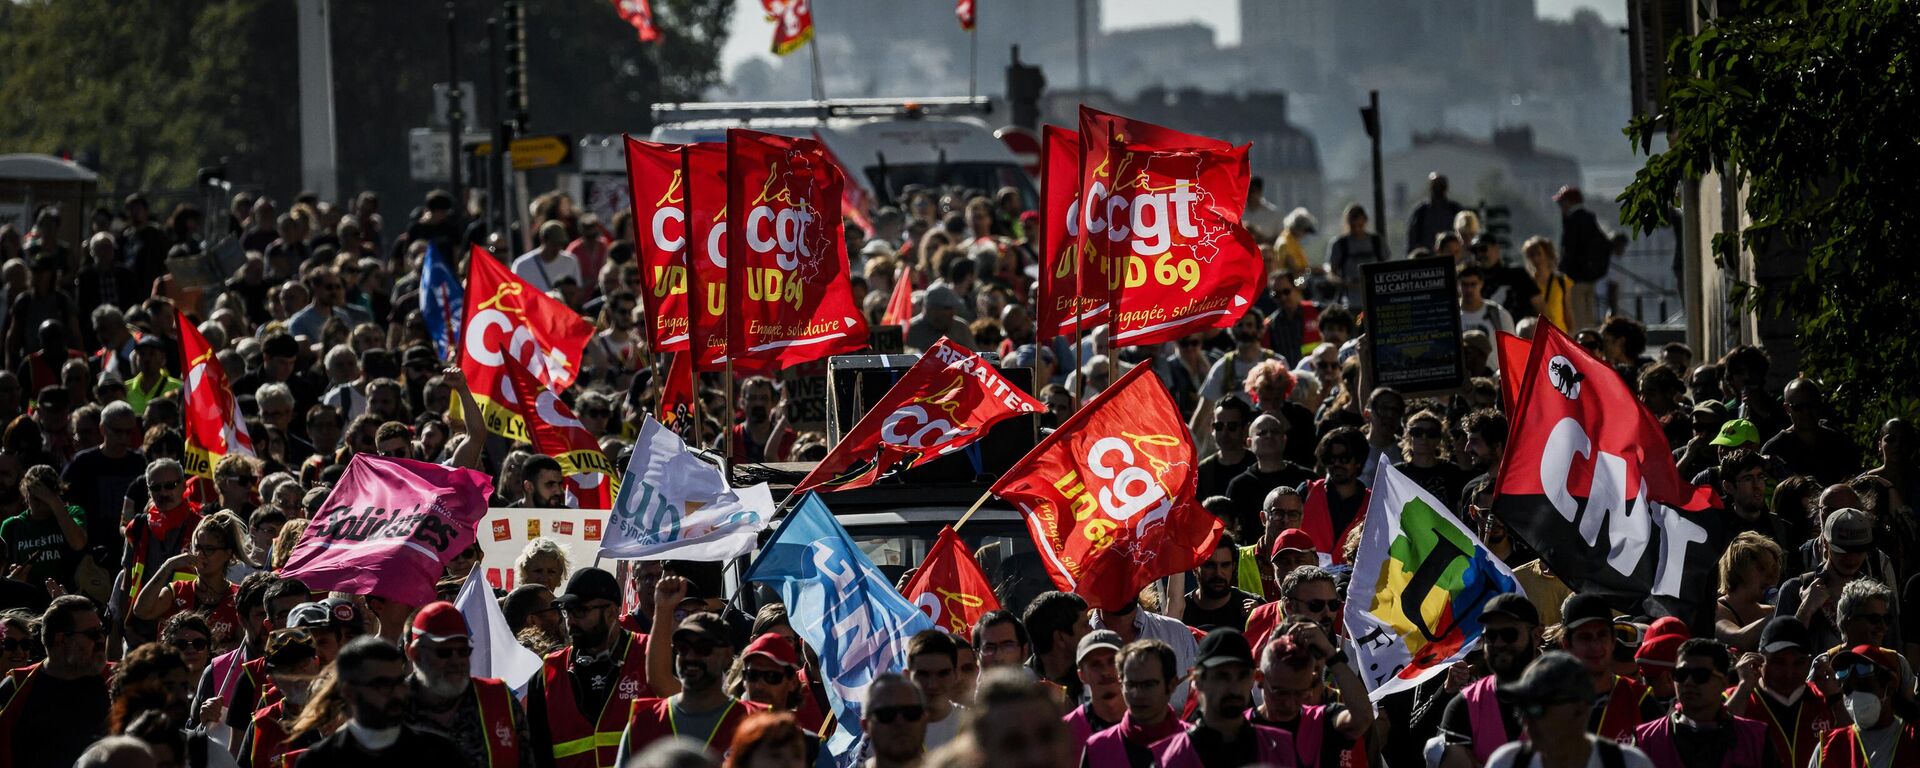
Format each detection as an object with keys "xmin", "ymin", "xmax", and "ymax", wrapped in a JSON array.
[{"xmin": 0, "ymin": 170, "xmax": 1915, "ymax": 768}]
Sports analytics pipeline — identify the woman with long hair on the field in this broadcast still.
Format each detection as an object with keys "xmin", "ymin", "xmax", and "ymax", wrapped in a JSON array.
[
  {"xmin": 132, "ymin": 512, "xmax": 253, "ymax": 653},
  {"xmin": 1523, "ymin": 236, "xmax": 1574, "ymax": 332},
  {"xmin": 1714, "ymin": 532, "xmax": 1784, "ymax": 650}
]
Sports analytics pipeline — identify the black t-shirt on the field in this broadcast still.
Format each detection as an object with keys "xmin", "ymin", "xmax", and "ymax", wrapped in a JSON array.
[
  {"xmin": 1394, "ymin": 461, "xmax": 1469, "ymax": 511},
  {"xmin": 2, "ymin": 671, "xmax": 110, "ymax": 768},
  {"xmin": 61, "ymin": 447, "xmax": 145, "ymax": 561},
  {"xmin": 1188, "ymin": 722, "xmax": 1259, "ymax": 766},
  {"xmin": 571, "ymin": 652, "xmax": 618, "ymax": 719},
  {"xmin": 1198, "ymin": 451, "xmax": 1256, "ymax": 502},
  {"xmin": 1316, "ymin": 481, "xmax": 1368, "ymax": 540},
  {"xmin": 297, "ymin": 725, "xmax": 471, "ymax": 768},
  {"xmin": 1252, "ymin": 703, "xmax": 1353, "ymax": 767},
  {"xmin": 1224, "ymin": 463, "xmax": 1315, "ymax": 536},
  {"xmin": 1182, "ymin": 587, "xmax": 1262, "ymax": 631}
]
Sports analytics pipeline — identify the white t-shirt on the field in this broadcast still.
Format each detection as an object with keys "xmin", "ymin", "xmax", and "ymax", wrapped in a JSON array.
[
  {"xmin": 923, "ymin": 704, "xmax": 965, "ymax": 750},
  {"xmin": 1484, "ymin": 738, "xmax": 1655, "ymax": 768},
  {"xmin": 512, "ymin": 249, "xmax": 582, "ymax": 292}
]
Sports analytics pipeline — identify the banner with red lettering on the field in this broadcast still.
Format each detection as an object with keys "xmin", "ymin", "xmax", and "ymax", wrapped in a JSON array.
[
  {"xmin": 180, "ymin": 313, "xmax": 254, "ymax": 478},
  {"xmin": 459, "ymin": 245, "xmax": 595, "ymax": 442},
  {"xmin": 904, "ymin": 525, "xmax": 998, "ymax": 639},
  {"xmin": 725, "ymin": 129, "xmax": 868, "ymax": 370},
  {"xmin": 682, "ymin": 143, "xmax": 732, "ymax": 372},
  {"xmin": 624, "ymin": 137, "xmax": 690, "ymax": 352},
  {"xmin": 280, "ymin": 454, "xmax": 494, "ymax": 607},
  {"xmin": 794, "ymin": 338, "xmax": 1040, "ymax": 495},
  {"xmin": 1102, "ymin": 138, "xmax": 1260, "ymax": 347},
  {"xmin": 1492, "ymin": 323, "xmax": 1723, "ymax": 616},
  {"xmin": 1037, "ymin": 125, "xmax": 1088, "ymax": 342},
  {"xmin": 611, "ymin": 0, "xmax": 660, "ymax": 43},
  {"xmin": 992, "ymin": 363, "xmax": 1223, "ymax": 610},
  {"xmin": 503, "ymin": 354, "xmax": 618, "ymax": 509},
  {"xmin": 761, "ymin": 0, "xmax": 814, "ymax": 55},
  {"xmin": 955, "ymin": 0, "xmax": 975, "ymax": 31}
]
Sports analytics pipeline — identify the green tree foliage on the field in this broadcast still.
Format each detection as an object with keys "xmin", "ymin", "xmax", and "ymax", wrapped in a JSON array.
[{"xmin": 1622, "ymin": 0, "xmax": 1920, "ymax": 446}]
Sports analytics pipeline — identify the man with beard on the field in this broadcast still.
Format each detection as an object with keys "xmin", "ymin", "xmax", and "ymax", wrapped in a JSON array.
[
  {"xmin": 1149, "ymin": 628, "xmax": 1296, "ymax": 765},
  {"xmin": 1062, "ymin": 630, "xmax": 1125, "ymax": 749},
  {"xmin": 1181, "ymin": 537, "xmax": 1263, "ymax": 633},
  {"xmin": 236, "ymin": 628, "xmax": 323, "ymax": 768},
  {"xmin": 615, "ymin": 613, "xmax": 763, "ymax": 761},
  {"xmin": 0, "ymin": 595, "xmax": 112, "ymax": 768},
  {"xmin": 298, "ymin": 637, "xmax": 465, "ymax": 768},
  {"xmin": 1247, "ymin": 565, "xmax": 1341, "ymax": 650},
  {"xmin": 1631, "ymin": 639, "xmax": 1775, "ymax": 768},
  {"xmin": 512, "ymin": 456, "xmax": 567, "ymax": 509},
  {"xmin": 728, "ymin": 377, "xmax": 796, "ymax": 464},
  {"xmin": 1438, "ymin": 593, "xmax": 1545, "ymax": 767},
  {"xmin": 1454, "ymin": 409, "xmax": 1507, "ymax": 516},
  {"xmin": 1560, "ymin": 594, "xmax": 1663, "ymax": 742},
  {"xmin": 1725, "ymin": 617, "xmax": 1842, "ymax": 768},
  {"xmin": 1250, "ymin": 623, "xmax": 1374, "ymax": 768},
  {"xmin": 527, "ymin": 568, "xmax": 652, "ymax": 768},
  {"xmin": 1081, "ymin": 640, "xmax": 1184, "ymax": 768},
  {"xmin": 402, "ymin": 603, "xmax": 533, "ymax": 768},
  {"xmin": 1300, "ymin": 428, "xmax": 1370, "ymax": 563}
]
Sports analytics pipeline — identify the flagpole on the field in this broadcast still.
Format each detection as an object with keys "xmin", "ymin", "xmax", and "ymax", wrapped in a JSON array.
[
  {"xmin": 686, "ymin": 352, "xmax": 704, "ymax": 450},
  {"xmin": 807, "ymin": 33, "xmax": 825, "ymax": 102},
  {"xmin": 724, "ymin": 357, "xmax": 736, "ymax": 460},
  {"xmin": 967, "ymin": 27, "xmax": 977, "ymax": 101},
  {"xmin": 953, "ymin": 487, "xmax": 995, "ymax": 531}
]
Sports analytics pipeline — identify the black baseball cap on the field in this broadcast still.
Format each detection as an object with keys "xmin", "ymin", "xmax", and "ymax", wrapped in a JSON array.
[
  {"xmin": 1480, "ymin": 593, "xmax": 1541, "ymax": 626},
  {"xmin": 1759, "ymin": 615, "xmax": 1811, "ymax": 654},
  {"xmin": 1498, "ymin": 651, "xmax": 1591, "ymax": 707},
  {"xmin": 555, "ymin": 567, "xmax": 622, "ymax": 608},
  {"xmin": 671, "ymin": 613, "xmax": 732, "ymax": 647},
  {"xmin": 1195, "ymin": 627, "xmax": 1255, "ymax": 669},
  {"xmin": 1559, "ymin": 593, "xmax": 1612, "ymax": 631}
]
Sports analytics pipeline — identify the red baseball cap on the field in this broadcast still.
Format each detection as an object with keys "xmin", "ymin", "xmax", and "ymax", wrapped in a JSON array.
[
  {"xmin": 1835, "ymin": 644, "xmax": 1901, "ymax": 678},
  {"xmin": 1269, "ymin": 528, "xmax": 1316, "ymax": 560},
  {"xmin": 742, "ymin": 633, "xmax": 800, "ymax": 669},
  {"xmin": 410, "ymin": 601, "xmax": 469, "ymax": 643},
  {"xmin": 1633, "ymin": 616, "xmax": 1690, "ymax": 666}
]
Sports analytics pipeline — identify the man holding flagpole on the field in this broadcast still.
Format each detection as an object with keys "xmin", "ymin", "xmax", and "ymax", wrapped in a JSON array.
[{"xmin": 403, "ymin": 602, "xmax": 534, "ymax": 768}]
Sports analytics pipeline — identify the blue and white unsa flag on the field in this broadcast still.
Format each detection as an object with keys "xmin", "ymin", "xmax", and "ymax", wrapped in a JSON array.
[
  {"xmin": 747, "ymin": 493, "xmax": 934, "ymax": 762},
  {"xmin": 420, "ymin": 240, "xmax": 464, "ymax": 360},
  {"xmin": 597, "ymin": 416, "xmax": 773, "ymax": 562}
]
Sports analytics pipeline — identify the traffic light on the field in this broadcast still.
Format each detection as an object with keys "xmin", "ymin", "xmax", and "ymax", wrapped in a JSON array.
[
  {"xmin": 503, "ymin": 0, "xmax": 529, "ymax": 132},
  {"xmin": 1004, "ymin": 45, "xmax": 1046, "ymax": 130}
]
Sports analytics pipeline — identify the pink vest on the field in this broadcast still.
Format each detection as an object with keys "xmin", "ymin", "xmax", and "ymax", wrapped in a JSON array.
[
  {"xmin": 1062, "ymin": 704, "xmax": 1105, "ymax": 750},
  {"xmin": 1631, "ymin": 713, "xmax": 1767, "ymax": 768},
  {"xmin": 1462, "ymin": 675, "xmax": 1513, "ymax": 763},
  {"xmin": 1081, "ymin": 710, "xmax": 1181, "ymax": 768},
  {"xmin": 1151, "ymin": 723, "xmax": 1299, "ymax": 768},
  {"xmin": 1248, "ymin": 704, "xmax": 1328, "ymax": 767}
]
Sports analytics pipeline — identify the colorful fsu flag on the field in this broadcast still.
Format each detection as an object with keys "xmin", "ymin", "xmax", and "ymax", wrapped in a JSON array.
[
  {"xmin": 794, "ymin": 338, "xmax": 1040, "ymax": 495},
  {"xmin": 761, "ymin": 0, "xmax": 814, "ymax": 56},
  {"xmin": 955, "ymin": 0, "xmax": 975, "ymax": 31},
  {"xmin": 746, "ymin": 493, "xmax": 933, "ymax": 760},
  {"xmin": 880, "ymin": 263, "xmax": 914, "ymax": 329},
  {"xmin": 611, "ymin": 0, "xmax": 660, "ymax": 43},
  {"xmin": 903, "ymin": 525, "xmax": 998, "ymax": 639},
  {"xmin": 502, "ymin": 354, "xmax": 618, "ymax": 509},
  {"xmin": 179, "ymin": 313, "xmax": 253, "ymax": 478},
  {"xmin": 459, "ymin": 244, "xmax": 595, "ymax": 442},
  {"xmin": 420, "ymin": 240, "xmax": 464, "ymax": 360},
  {"xmin": 1103, "ymin": 137, "xmax": 1262, "ymax": 347},
  {"xmin": 683, "ymin": 143, "xmax": 733, "ymax": 372},
  {"xmin": 991, "ymin": 363, "xmax": 1223, "ymax": 610},
  {"xmin": 1037, "ymin": 125, "xmax": 1089, "ymax": 342},
  {"xmin": 1075, "ymin": 107, "xmax": 1232, "ymax": 338},
  {"xmin": 280, "ymin": 454, "xmax": 494, "ymax": 606},
  {"xmin": 624, "ymin": 136, "xmax": 690, "ymax": 352},
  {"xmin": 1345, "ymin": 462, "xmax": 1519, "ymax": 700},
  {"xmin": 725, "ymin": 129, "xmax": 867, "ymax": 370},
  {"xmin": 1492, "ymin": 323, "xmax": 1724, "ymax": 615}
]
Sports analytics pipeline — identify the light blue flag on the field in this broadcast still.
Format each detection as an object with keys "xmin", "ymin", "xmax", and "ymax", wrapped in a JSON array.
[
  {"xmin": 746, "ymin": 493, "xmax": 933, "ymax": 761},
  {"xmin": 420, "ymin": 240, "xmax": 464, "ymax": 360}
]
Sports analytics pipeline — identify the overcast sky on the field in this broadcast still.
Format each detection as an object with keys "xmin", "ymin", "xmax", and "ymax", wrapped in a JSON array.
[{"xmin": 718, "ymin": 0, "xmax": 1627, "ymax": 72}]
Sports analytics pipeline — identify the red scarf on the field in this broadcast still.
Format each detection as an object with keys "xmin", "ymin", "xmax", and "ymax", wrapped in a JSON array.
[
  {"xmin": 145, "ymin": 500, "xmax": 200, "ymax": 539},
  {"xmin": 1121, "ymin": 707, "xmax": 1184, "ymax": 747}
]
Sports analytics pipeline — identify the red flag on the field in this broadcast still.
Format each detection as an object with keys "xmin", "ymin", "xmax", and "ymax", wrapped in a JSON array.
[
  {"xmin": 624, "ymin": 137, "xmax": 690, "ymax": 352},
  {"xmin": 955, "ymin": 0, "xmax": 976, "ymax": 31},
  {"xmin": 503, "ymin": 356, "xmax": 618, "ymax": 509},
  {"xmin": 811, "ymin": 132, "xmax": 872, "ymax": 233},
  {"xmin": 795, "ymin": 338, "xmax": 1041, "ymax": 495},
  {"xmin": 1492, "ymin": 322, "xmax": 1722, "ymax": 611},
  {"xmin": 611, "ymin": 0, "xmax": 660, "ymax": 43},
  {"xmin": 657, "ymin": 351, "xmax": 697, "ymax": 439},
  {"xmin": 1102, "ymin": 137, "xmax": 1261, "ymax": 347},
  {"xmin": 1036, "ymin": 125, "xmax": 1088, "ymax": 342},
  {"xmin": 180, "ymin": 313, "xmax": 253, "ymax": 478},
  {"xmin": 682, "ymin": 143, "xmax": 734, "ymax": 372},
  {"xmin": 991, "ymin": 363, "xmax": 1223, "ymax": 610},
  {"xmin": 459, "ymin": 245, "xmax": 595, "ymax": 441},
  {"xmin": 881, "ymin": 264, "xmax": 914, "ymax": 329},
  {"xmin": 1497, "ymin": 331, "xmax": 1531, "ymax": 414},
  {"xmin": 904, "ymin": 526, "xmax": 998, "ymax": 638},
  {"xmin": 761, "ymin": 0, "xmax": 814, "ymax": 55},
  {"xmin": 725, "ymin": 129, "xmax": 868, "ymax": 370}
]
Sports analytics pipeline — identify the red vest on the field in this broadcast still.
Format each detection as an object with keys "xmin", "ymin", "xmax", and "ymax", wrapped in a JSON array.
[
  {"xmin": 1462, "ymin": 675, "xmax": 1514, "ymax": 764},
  {"xmin": 169, "ymin": 579, "xmax": 244, "ymax": 648},
  {"xmin": 1594, "ymin": 675, "xmax": 1651, "ymax": 742},
  {"xmin": 1817, "ymin": 722, "xmax": 1920, "ymax": 768},
  {"xmin": 624, "ymin": 697, "xmax": 766, "ymax": 759},
  {"xmin": 1728, "ymin": 684, "xmax": 1834, "ymax": 768},
  {"xmin": 1301, "ymin": 479, "xmax": 1368, "ymax": 564},
  {"xmin": 1631, "ymin": 713, "xmax": 1767, "ymax": 768},
  {"xmin": 541, "ymin": 632, "xmax": 653, "ymax": 768},
  {"xmin": 0, "ymin": 662, "xmax": 115, "ymax": 768},
  {"xmin": 470, "ymin": 677, "xmax": 524, "ymax": 768},
  {"xmin": 1152, "ymin": 722, "xmax": 1299, "ymax": 768},
  {"xmin": 246, "ymin": 701, "xmax": 293, "ymax": 768}
]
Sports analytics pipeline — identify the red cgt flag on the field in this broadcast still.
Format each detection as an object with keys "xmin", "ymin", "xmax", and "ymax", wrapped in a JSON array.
[
  {"xmin": 903, "ymin": 525, "xmax": 998, "ymax": 638},
  {"xmin": 682, "ymin": 143, "xmax": 734, "ymax": 372},
  {"xmin": 955, "ymin": 0, "xmax": 976, "ymax": 31},
  {"xmin": 1102, "ymin": 137, "xmax": 1261, "ymax": 347},
  {"xmin": 992, "ymin": 363, "xmax": 1223, "ymax": 610},
  {"xmin": 1037, "ymin": 125, "xmax": 1088, "ymax": 342},
  {"xmin": 794, "ymin": 338, "xmax": 1040, "ymax": 495},
  {"xmin": 503, "ymin": 355, "xmax": 618, "ymax": 509},
  {"xmin": 459, "ymin": 245, "xmax": 595, "ymax": 442},
  {"xmin": 180, "ymin": 312, "xmax": 254, "ymax": 478},
  {"xmin": 624, "ymin": 137, "xmax": 690, "ymax": 352},
  {"xmin": 725, "ymin": 129, "xmax": 868, "ymax": 370},
  {"xmin": 761, "ymin": 0, "xmax": 814, "ymax": 56},
  {"xmin": 611, "ymin": 0, "xmax": 661, "ymax": 43}
]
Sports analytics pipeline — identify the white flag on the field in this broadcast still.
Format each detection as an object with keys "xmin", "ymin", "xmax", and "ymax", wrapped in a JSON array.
[
  {"xmin": 456, "ymin": 566, "xmax": 544, "ymax": 693},
  {"xmin": 598, "ymin": 416, "xmax": 774, "ymax": 562}
]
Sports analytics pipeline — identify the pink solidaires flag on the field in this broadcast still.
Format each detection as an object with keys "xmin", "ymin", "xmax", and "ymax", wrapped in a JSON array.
[{"xmin": 279, "ymin": 454, "xmax": 494, "ymax": 607}]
